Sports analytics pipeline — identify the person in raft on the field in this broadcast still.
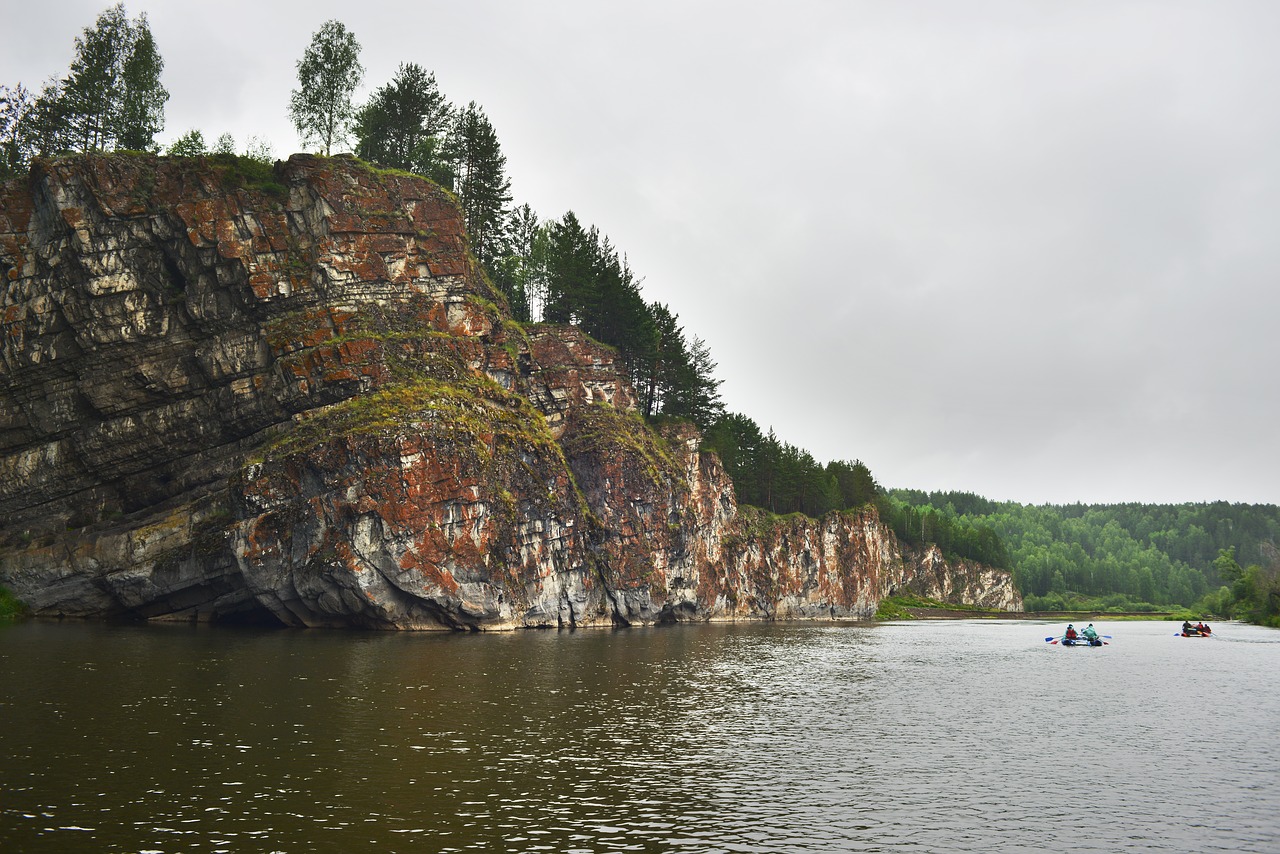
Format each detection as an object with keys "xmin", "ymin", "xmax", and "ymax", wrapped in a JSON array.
[
  {"xmin": 1183, "ymin": 620, "xmax": 1195, "ymax": 635},
  {"xmin": 1197, "ymin": 622, "xmax": 1211, "ymax": 634},
  {"xmin": 1081, "ymin": 624, "xmax": 1100, "ymax": 643},
  {"xmin": 1064, "ymin": 624, "xmax": 1079, "ymax": 642}
]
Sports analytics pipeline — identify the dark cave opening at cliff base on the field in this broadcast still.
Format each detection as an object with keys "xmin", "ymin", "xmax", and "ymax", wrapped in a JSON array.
[
  {"xmin": 128, "ymin": 594, "xmax": 291, "ymax": 629},
  {"xmin": 207, "ymin": 606, "xmax": 289, "ymax": 628}
]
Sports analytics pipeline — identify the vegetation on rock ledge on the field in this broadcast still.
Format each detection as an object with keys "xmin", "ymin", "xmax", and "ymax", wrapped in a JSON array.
[
  {"xmin": 0, "ymin": 586, "xmax": 27, "ymax": 620},
  {"xmin": 560, "ymin": 404, "xmax": 684, "ymax": 489},
  {"xmin": 874, "ymin": 594, "xmax": 980, "ymax": 621}
]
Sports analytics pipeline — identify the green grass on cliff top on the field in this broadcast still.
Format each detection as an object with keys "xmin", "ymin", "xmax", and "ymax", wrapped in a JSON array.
[{"xmin": 258, "ymin": 372, "xmax": 555, "ymax": 462}]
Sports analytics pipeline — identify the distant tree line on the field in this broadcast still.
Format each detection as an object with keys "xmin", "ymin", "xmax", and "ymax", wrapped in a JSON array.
[
  {"xmin": 892, "ymin": 491, "xmax": 1280, "ymax": 623},
  {"xmin": 704, "ymin": 414, "xmax": 877, "ymax": 514},
  {"xmin": 698, "ymin": 419, "xmax": 1008, "ymax": 566},
  {"xmin": 1201, "ymin": 544, "xmax": 1280, "ymax": 628},
  {"xmin": 876, "ymin": 496, "xmax": 1011, "ymax": 569}
]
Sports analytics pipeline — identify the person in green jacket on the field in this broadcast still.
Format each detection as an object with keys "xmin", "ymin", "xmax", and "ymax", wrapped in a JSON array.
[{"xmin": 1081, "ymin": 623, "xmax": 1100, "ymax": 644}]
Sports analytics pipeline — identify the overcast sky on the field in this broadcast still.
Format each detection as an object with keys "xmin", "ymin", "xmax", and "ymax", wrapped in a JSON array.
[{"xmin": 5, "ymin": 0, "xmax": 1279, "ymax": 506}]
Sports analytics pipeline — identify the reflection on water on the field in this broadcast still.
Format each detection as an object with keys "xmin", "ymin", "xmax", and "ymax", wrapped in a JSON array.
[{"xmin": 1, "ymin": 619, "xmax": 1277, "ymax": 852}]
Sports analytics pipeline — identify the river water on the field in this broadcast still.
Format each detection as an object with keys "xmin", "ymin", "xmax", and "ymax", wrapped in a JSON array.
[{"xmin": 1, "ymin": 618, "xmax": 1277, "ymax": 853}]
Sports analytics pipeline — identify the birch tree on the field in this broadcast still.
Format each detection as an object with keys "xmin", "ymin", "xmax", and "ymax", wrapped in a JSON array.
[{"xmin": 289, "ymin": 20, "xmax": 363, "ymax": 155}]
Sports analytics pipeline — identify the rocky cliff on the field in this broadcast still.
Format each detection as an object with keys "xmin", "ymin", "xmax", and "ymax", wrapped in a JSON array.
[{"xmin": 0, "ymin": 153, "xmax": 1020, "ymax": 629}]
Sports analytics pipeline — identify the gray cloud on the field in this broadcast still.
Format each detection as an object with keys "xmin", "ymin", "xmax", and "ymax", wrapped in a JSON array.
[{"xmin": 5, "ymin": 0, "xmax": 1278, "ymax": 504}]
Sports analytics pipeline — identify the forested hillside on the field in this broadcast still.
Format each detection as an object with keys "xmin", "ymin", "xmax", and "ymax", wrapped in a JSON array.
[{"xmin": 892, "ymin": 490, "xmax": 1280, "ymax": 624}]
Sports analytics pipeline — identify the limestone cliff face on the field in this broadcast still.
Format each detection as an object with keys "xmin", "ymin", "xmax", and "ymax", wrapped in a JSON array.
[{"xmin": 0, "ymin": 153, "xmax": 1021, "ymax": 629}]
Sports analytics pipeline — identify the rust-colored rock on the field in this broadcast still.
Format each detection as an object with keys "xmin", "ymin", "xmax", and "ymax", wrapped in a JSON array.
[{"xmin": 0, "ymin": 153, "xmax": 1020, "ymax": 629}]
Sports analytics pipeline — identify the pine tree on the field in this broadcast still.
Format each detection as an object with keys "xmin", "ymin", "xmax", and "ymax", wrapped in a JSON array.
[
  {"xmin": 114, "ymin": 14, "xmax": 167, "ymax": 151},
  {"xmin": 354, "ymin": 63, "xmax": 451, "ymax": 175},
  {"xmin": 634, "ymin": 302, "xmax": 682, "ymax": 417},
  {"xmin": 0, "ymin": 84, "xmax": 36, "ymax": 178},
  {"xmin": 598, "ymin": 254, "xmax": 657, "ymax": 392},
  {"xmin": 628, "ymin": 302, "xmax": 722, "ymax": 427},
  {"xmin": 826, "ymin": 460, "xmax": 881, "ymax": 508},
  {"xmin": 61, "ymin": 3, "xmax": 131, "ymax": 151},
  {"xmin": 542, "ymin": 211, "xmax": 596, "ymax": 325},
  {"xmin": 703, "ymin": 413, "xmax": 766, "ymax": 506},
  {"xmin": 490, "ymin": 204, "xmax": 542, "ymax": 322},
  {"xmin": 677, "ymin": 333, "xmax": 724, "ymax": 427},
  {"xmin": 27, "ymin": 80, "xmax": 70, "ymax": 157},
  {"xmin": 446, "ymin": 102, "xmax": 512, "ymax": 269},
  {"xmin": 11, "ymin": 4, "xmax": 167, "ymax": 158}
]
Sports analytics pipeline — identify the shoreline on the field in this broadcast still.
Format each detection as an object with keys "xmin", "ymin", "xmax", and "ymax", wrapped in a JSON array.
[{"xmin": 900, "ymin": 608, "xmax": 1183, "ymax": 621}]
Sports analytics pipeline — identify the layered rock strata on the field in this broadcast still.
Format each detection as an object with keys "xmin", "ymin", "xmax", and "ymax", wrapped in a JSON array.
[{"xmin": 0, "ymin": 153, "xmax": 1020, "ymax": 629}]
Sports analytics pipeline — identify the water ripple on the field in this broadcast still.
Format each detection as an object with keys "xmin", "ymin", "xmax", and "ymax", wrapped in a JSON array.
[{"xmin": 1, "ymin": 619, "xmax": 1278, "ymax": 852}]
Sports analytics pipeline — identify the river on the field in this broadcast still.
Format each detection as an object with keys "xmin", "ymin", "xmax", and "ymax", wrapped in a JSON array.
[{"xmin": 1, "ymin": 618, "xmax": 1277, "ymax": 853}]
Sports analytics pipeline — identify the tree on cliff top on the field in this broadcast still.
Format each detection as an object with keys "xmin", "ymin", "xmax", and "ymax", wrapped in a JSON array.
[
  {"xmin": 6, "ymin": 4, "xmax": 168, "ymax": 160},
  {"xmin": 113, "ymin": 14, "xmax": 167, "ymax": 151},
  {"xmin": 446, "ymin": 101, "xmax": 513, "ymax": 270},
  {"xmin": 65, "ymin": 5, "xmax": 167, "ymax": 151},
  {"xmin": 0, "ymin": 85, "xmax": 37, "ymax": 178},
  {"xmin": 354, "ymin": 63, "xmax": 452, "ymax": 177},
  {"xmin": 166, "ymin": 128, "xmax": 206, "ymax": 157},
  {"xmin": 629, "ymin": 301, "xmax": 722, "ymax": 427},
  {"xmin": 827, "ymin": 459, "xmax": 881, "ymax": 510},
  {"xmin": 289, "ymin": 20, "xmax": 363, "ymax": 156},
  {"xmin": 61, "ymin": 3, "xmax": 132, "ymax": 151},
  {"xmin": 490, "ymin": 203, "xmax": 543, "ymax": 322}
]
